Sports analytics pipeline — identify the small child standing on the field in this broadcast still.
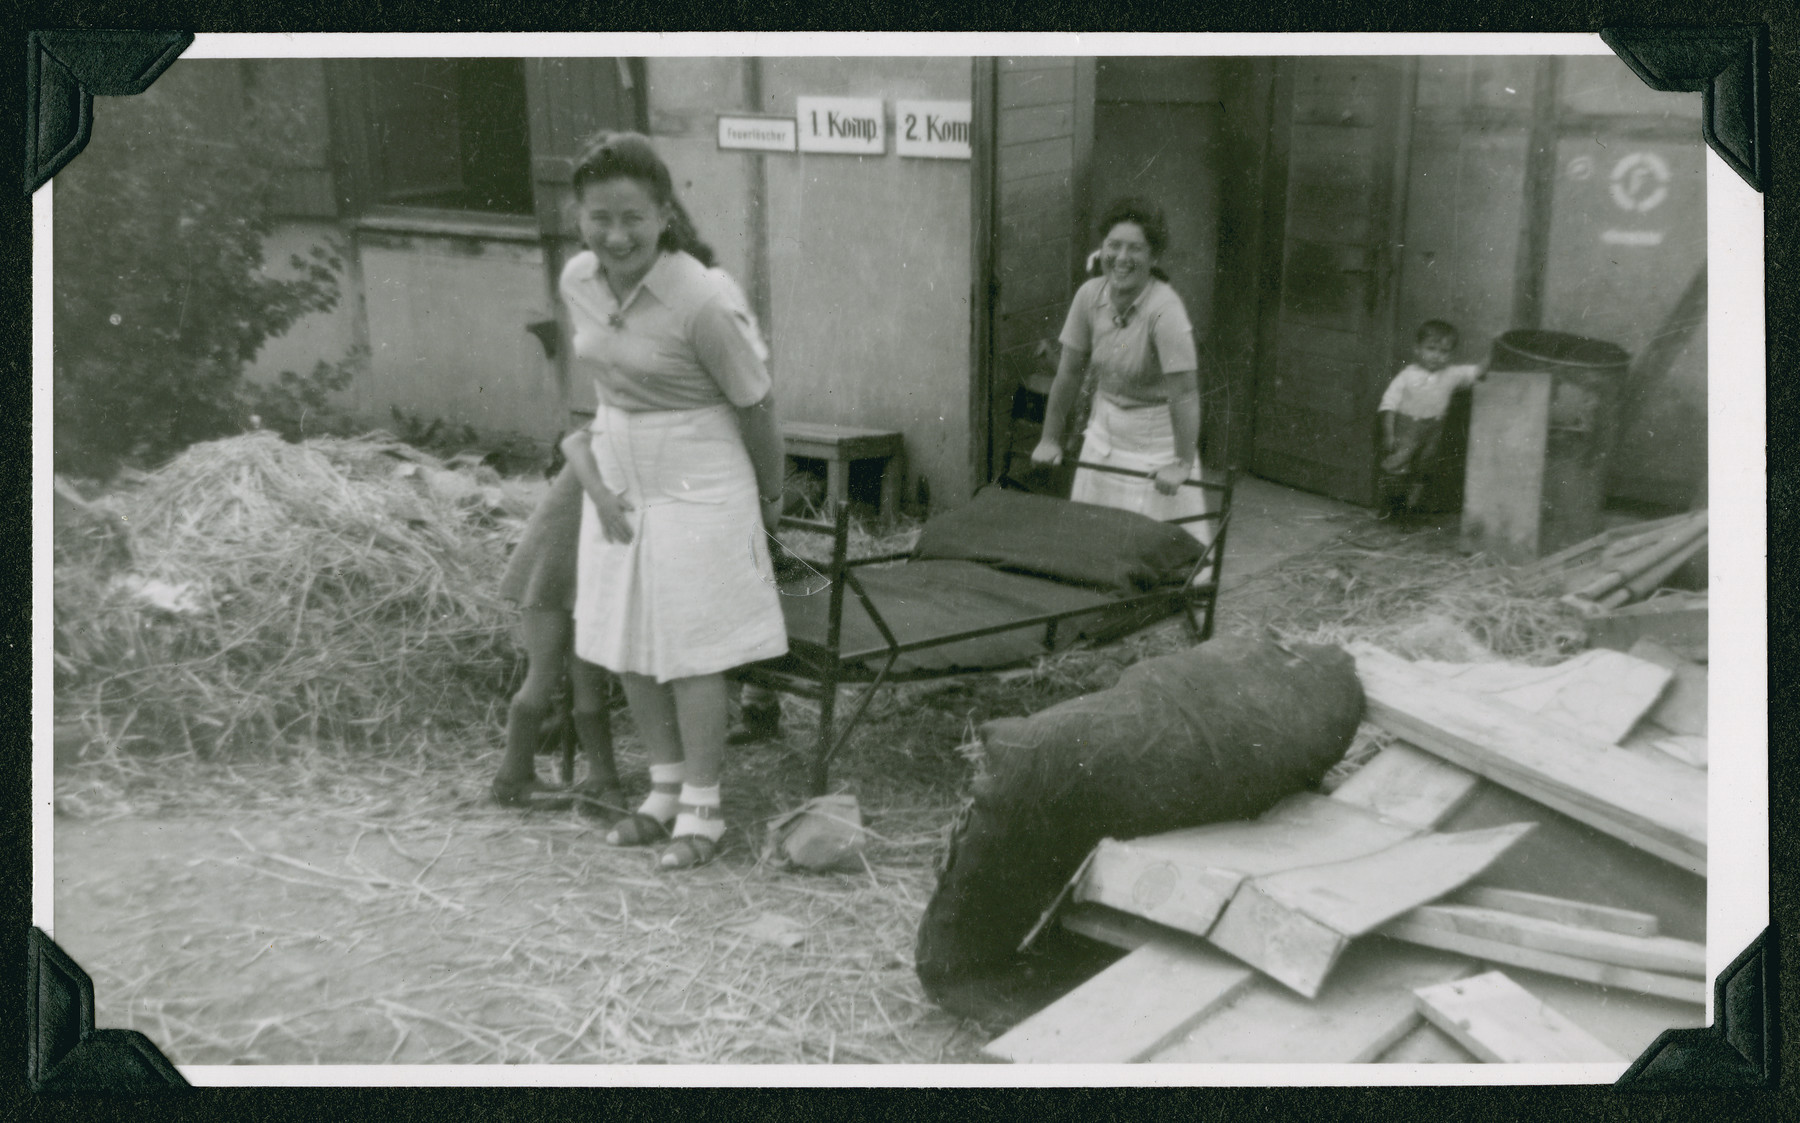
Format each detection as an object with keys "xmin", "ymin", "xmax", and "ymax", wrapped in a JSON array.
[{"xmin": 1378, "ymin": 320, "xmax": 1483, "ymax": 520}]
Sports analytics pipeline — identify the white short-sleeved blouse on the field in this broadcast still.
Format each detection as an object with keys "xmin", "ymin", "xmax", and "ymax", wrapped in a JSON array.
[
  {"xmin": 1058, "ymin": 277, "xmax": 1199, "ymax": 406},
  {"xmin": 561, "ymin": 249, "xmax": 772, "ymax": 413}
]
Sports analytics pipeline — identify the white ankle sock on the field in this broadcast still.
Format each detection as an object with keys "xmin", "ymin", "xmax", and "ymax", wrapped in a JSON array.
[
  {"xmin": 638, "ymin": 763, "xmax": 685, "ymax": 822},
  {"xmin": 672, "ymin": 783, "xmax": 724, "ymax": 842}
]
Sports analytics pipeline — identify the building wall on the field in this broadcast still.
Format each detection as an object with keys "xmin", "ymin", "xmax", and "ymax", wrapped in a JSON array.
[
  {"xmin": 354, "ymin": 229, "xmax": 563, "ymax": 439},
  {"xmin": 1395, "ymin": 54, "xmax": 1706, "ymax": 509},
  {"xmin": 1396, "ymin": 56, "xmax": 1538, "ymax": 372},
  {"xmin": 757, "ymin": 57, "xmax": 976, "ymax": 506},
  {"xmin": 534, "ymin": 55, "xmax": 984, "ymax": 506}
]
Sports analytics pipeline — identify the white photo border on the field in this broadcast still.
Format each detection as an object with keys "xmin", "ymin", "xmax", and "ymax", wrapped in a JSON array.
[{"xmin": 31, "ymin": 30, "xmax": 1766, "ymax": 1089}]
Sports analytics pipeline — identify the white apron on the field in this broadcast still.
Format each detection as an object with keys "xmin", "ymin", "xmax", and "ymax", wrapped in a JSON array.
[
  {"xmin": 1071, "ymin": 395, "xmax": 1217, "ymax": 550},
  {"xmin": 573, "ymin": 402, "xmax": 788, "ymax": 682}
]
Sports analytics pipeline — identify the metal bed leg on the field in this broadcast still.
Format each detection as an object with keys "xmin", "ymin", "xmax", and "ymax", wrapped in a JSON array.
[{"xmin": 811, "ymin": 674, "xmax": 839, "ymax": 797}]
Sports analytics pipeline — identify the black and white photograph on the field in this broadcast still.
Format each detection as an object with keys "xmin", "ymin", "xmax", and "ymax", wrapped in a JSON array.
[{"xmin": 36, "ymin": 33, "xmax": 1764, "ymax": 1083}]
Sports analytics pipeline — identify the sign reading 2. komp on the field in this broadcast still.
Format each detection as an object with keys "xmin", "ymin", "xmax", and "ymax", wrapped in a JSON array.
[
  {"xmin": 796, "ymin": 97, "xmax": 885, "ymax": 155},
  {"xmin": 895, "ymin": 100, "xmax": 973, "ymax": 160}
]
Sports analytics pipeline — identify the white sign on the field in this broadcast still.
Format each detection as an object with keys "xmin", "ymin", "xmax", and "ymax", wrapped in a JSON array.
[
  {"xmin": 717, "ymin": 115, "xmax": 797, "ymax": 153},
  {"xmin": 895, "ymin": 100, "xmax": 972, "ymax": 159},
  {"xmin": 796, "ymin": 97, "xmax": 885, "ymax": 155}
]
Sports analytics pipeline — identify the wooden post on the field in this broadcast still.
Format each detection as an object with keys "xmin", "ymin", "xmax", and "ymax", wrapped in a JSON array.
[{"xmin": 1461, "ymin": 369, "xmax": 1553, "ymax": 562}]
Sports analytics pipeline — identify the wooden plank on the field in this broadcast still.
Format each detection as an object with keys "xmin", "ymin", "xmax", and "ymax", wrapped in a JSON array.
[
  {"xmin": 1488, "ymin": 965, "xmax": 1706, "ymax": 1059},
  {"xmin": 1396, "ymin": 904, "xmax": 1704, "ymax": 976},
  {"xmin": 1412, "ymin": 650, "xmax": 1672, "ymax": 745},
  {"xmin": 1454, "ymin": 887, "xmax": 1661, "ymax": 938},
  {"xmin": 1461, "ymin": 370, "xmax": 1553, "ymax": 564},
  {"xmin": 1438, "ymin": 781, "xmax": 1706, "ymax": 944},
  {"xmin": 1208, "ymin": 823, "xmax": 1533, "ymax": 997},
  {"xmin": 1151, "ymin": 938, "xmax": 1474, "ymax": 1063},
  {"xmin": 1351, "ymin": 644, "xmax": 1707, "ymax": 875},
  {"xmin": 1629, "ymin": 639, "xmax": 1708, "ymax": 737},
  {"xmin": 1626, "ymin": 730, "xmax": 1708, "ymax": 770},
  {"xmin": 1382, "ymin": 919, "xmax": 1707, "ymax": 1004},
  {"xmin": 981, "ymin": 937, "xmax": 1253, "ymax": 1063},
  {"xmin": 1202, "ymin": 881, "xmax": 1347, "ymax": 999},
  {"xmin": 1413, "ymin": 971, "xmax": 1622, "ymax": 1063},
  {"xmin": 1073, "ymin": 793, "xmax": 1413, "ymax": 938},
  {"xmin": 1377, "ymin": 1020, "xmax": 1479, "ymax": 1063},
  {"xmin": 1059, "ymin": 902, "xmax": 1176, "ymax": 951},
  {"xmin": 998, "ymin": 102, "xmax": 1075, "ymax": 146},
  {"xmin": 1246, "ymin": 824, "xmax": 1536, "ymax": 938},
  {"xmin": 1584, "ymin": 592, "xmax": 1707, "ymax": 656},
  {"xmin": 998, "ymin": 64, "xmax": 1076, "ymax": 110},
  {"xmin": 998, "ymin": 136, "xmax": 1073, "ymax": 182},
  {"xmin": 1330, "ymin": 743, "xmax": 1482, "ymax": 831}
]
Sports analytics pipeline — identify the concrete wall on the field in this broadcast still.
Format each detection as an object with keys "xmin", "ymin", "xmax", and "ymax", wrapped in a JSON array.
[
  {"xmin": 761, "ymin": 57, "xmax": 975, "ymax": 506},
  {"xmin": 243, "ymin": 220, "xmax": 361, "ymax": 393},
  {"xmin": 640, "ymin": 57, "xmax": 980, "ymax": 506},
  {"xmin": 354, "ymin": 229, "xmax": 563, "ymax": 439}
]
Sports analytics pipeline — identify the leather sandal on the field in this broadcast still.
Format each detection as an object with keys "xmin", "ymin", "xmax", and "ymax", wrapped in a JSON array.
[
  {"xmin": 572, "ymin": 784, "xmax": 628, "ymax": 824},
  {"xmin": 658, "ymin": 833, "xmax": 719, "ymax": 871},
  {"xmin": 605, "ymin": 812, "xmax": 671, "ymax": 847}
]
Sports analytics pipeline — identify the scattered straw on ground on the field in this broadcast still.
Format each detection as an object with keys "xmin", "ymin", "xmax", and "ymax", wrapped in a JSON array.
[
  {"xmin": 53, "ymin": 450, "xmax": 1598, "ymax": 1065},
  {"xmin": 1216, "ymin": 521, "xmax": 1591, "ymax": 666}
]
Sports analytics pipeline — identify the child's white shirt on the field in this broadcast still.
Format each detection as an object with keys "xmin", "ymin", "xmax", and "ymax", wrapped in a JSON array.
[{"xmin": 1378, "ymin": 362, "xmax": 1481, "ymax": 420}]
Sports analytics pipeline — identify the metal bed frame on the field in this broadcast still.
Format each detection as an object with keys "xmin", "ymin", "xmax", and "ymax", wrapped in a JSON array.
[{"xmin": 736, "ymin": 463, "xmax": 1236, "ymax": 795}]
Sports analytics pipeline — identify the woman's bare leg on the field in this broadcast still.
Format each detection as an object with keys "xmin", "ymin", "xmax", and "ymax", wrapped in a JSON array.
[
  {"xmin": 669, "ymin": 673, "xmax": 728, "ymax": 787},
  {"xmin": 663, "ymin": 673, "xmax": 729, "ymax": 868},
  {"xmin": 494, "ymin": 608, "xmax": 571, "ymax": 795},
  {"xmin": 608, "ymin": 672, "xmax": 685, "ymax": 844},
  {"xmin": 569, "ymin": 657, "xmax": 620, "ymax": 795}
]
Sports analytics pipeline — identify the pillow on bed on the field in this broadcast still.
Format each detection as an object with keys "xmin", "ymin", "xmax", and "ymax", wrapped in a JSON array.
[{"xmin": 910, "ymin": 486, "xmax": 1203, "ymax": 597}]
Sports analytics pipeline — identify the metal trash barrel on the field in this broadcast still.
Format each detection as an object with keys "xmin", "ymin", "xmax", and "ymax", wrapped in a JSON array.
[{"xmin": 1462, "ymin": 330, "xmax": 1631, "ymax": 561}]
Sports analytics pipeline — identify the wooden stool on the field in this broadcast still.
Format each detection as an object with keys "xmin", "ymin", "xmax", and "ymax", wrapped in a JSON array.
[{"xmin": 782, "ymin": 421, "xmax": 906, "ymax": 523}]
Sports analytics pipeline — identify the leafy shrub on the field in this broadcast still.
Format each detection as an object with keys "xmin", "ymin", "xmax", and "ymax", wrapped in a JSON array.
[
  {"xmin": 52, "ymin": 63, "xmax": 343, "ymax": 478},
  {"xmin": 241, "ymin": 347, "xmax": 366, "ymax": 443}
]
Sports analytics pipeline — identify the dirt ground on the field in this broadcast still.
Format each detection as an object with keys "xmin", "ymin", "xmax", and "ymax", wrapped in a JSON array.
[
  {"xmin": 57, "ymin": 498, "xmax": 1546, "ymax": 1068},
  {"xmin": 52, "ymin": 702, "xmax": 1008, "ymax": 1066}
]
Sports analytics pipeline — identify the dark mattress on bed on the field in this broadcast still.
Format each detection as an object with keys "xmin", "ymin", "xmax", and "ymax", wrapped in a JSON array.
[{"xmin": 775, "ymin": 559, "xmax": 1152, "ymax": 675}]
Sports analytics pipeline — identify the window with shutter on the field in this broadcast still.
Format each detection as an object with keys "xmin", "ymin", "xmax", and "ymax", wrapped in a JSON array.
[{"xmin": 343, "ymin": 58, "xmax": 534, "ymax": 215}]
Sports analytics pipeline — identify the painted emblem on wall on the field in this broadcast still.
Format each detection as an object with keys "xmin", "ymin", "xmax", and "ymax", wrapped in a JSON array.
[{"xmin": 1609, "ymin": 152, "xmax": 1672, "ymax": 213}]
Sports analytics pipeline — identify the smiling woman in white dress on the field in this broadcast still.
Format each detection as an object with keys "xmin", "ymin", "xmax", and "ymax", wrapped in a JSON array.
[
  {"xmin": 1029, "ymin": 197, "xmax": 1214, "ymax": 546},
  {"xmin": 556, "ymin": 132, "xmax": 788, "ymax": 871}
]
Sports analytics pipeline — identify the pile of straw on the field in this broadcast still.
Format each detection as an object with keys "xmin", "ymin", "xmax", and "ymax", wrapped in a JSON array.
[
  {"xmin": 55, "ymin": 431, "xmax": 537, "ymax": 758},
  {"xmin": 1219, "ymin": 526, "xmax": 1591, "ymax": 666}
]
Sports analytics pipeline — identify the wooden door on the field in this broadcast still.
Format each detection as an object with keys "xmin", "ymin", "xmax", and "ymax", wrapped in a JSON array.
[
  {"xmin": 980, "ymin": 57, "xmax": 1095, "ymax": 493},
  {"xmin": 1089, "ymin": 80, "xmax": 1224, "ymax": 462},
  {"xmin": 522, "ymin": 58, "xmax": 639, "ymax": 244},
  {"xmin": 1252, "ymin": 58, "xmax": 1416, "ymax": 504}
]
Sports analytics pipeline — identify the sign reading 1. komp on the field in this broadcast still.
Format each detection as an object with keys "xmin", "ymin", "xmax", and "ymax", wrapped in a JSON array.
[
  {"xmin": 796, "ymin": 97, "xmax": 885, "ymax": 155},
  {"xmin": 895, "ymin": 100, "xmax": 972, "ymax": 160}
]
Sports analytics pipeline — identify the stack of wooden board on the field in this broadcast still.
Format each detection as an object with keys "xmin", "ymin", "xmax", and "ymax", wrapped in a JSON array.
[
  {"xmin": 1349, "ymin": 644, "xmax": 1706, "ymax": 876},
  {"xmin": 983, "ymin": 642, "xmax": 1708, "ymax": 1065},
  {"xmin": 1528, "ymin": 510, "xmax": 1708, "ymax": 613}
]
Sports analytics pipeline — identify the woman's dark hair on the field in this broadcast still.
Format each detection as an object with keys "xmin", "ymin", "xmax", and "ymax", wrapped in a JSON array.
[
  {"xmin": 1095, "ymin": 196, "xmax": 1171, "ymax": 282},
  {"xmin": 1098, "ymin": 197, "xmax": 1170, "ymax": 257},
  {"xmin": 570, "ymin": 131, "xmax": 716, "ymax": 267}
]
